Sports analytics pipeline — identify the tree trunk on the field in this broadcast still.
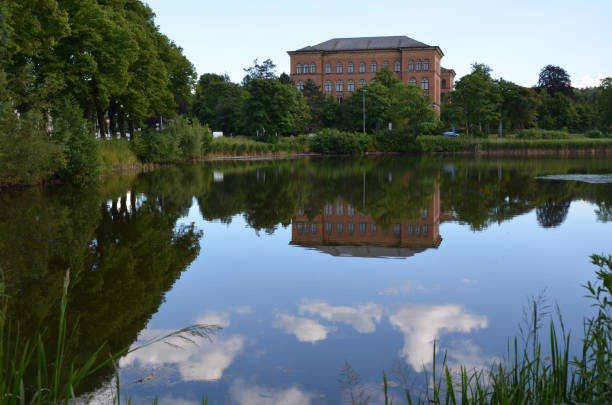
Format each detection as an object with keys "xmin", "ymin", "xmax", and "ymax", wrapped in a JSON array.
[
  {"xmin": 108, "ymin": 101, "xmax": 117, "ymax": 138},
  {"xmin": 118, "ymin": 107, "xmax": 126, "ymax": 138},
  {"xmin": 128, "ymin": 119, "xmax": 135, "ymax": 139},
  {"xmin": 96, "ymin": 104, "xmax": 106, "ymax": 138}
]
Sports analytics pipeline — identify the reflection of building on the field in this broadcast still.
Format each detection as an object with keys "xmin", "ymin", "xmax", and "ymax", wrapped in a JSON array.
[{"xmin": 291, "ymin": 189, "xmax": 447, "ymax": 258}]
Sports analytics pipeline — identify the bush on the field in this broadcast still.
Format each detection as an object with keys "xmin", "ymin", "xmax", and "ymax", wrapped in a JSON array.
[
  {"xmin": 98, "ymin": 139, "xmax": 140, "ymax": 171},
  {"xmin": 374, "ymin": 128, "xmax": 418, "ymax": 152},
  {"xmin": 309, "ymin": 129, "xmax": 369, "ymax": 154},
  {"xmin": 516, "ymin": 128, "xmax": 573, "ymax": 139}
]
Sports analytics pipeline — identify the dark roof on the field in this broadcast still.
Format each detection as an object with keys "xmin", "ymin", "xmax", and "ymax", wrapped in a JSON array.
[
  {"xmin": 295, "ymin": 244, "xmax": 426, "ymax": 259},
  {"xmin": 293, "ymin": 36, "xmax": 431, "ymax": 52}
]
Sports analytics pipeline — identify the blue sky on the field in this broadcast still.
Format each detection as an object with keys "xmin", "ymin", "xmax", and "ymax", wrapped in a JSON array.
[{"xmin": 145, "ymin": 0, "xmax": 611, "ymax": 88}]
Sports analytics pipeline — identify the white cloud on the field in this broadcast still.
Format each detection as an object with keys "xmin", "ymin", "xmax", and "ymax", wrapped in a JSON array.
[
  {"xmin": 299, "ymin": 300, "xmax": 382, "ymax": 333},
  {"xmin": 575, "ymin": 73, "xmax": 608, "ymax": 88},
  {"xmin": 228, "ymin": 379, "xmax": 314, "ymax": 405},
  {"xmin": 234, "ymin": 306, "xmax": 253, "ymax": 315},
  {"xmin": 274, "ymin": 314, "xmax": 329, "ymax": 343},
  {"xmin": 389, "ymin": 304, "xmax": 488, "ymax": 370},
  {"xmin": 377, "ymin": 280, "xmax": 424, "ymax": 296},
  {"xmin": 196, "ymin": 311, "xmax": 231, "ymax": 328}
]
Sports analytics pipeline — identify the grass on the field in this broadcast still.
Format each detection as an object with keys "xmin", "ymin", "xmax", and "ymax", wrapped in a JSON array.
[
  {"xmin": 97, "ymin": 139, "xmax": 141, "ymax": 173},
  {"xmin": 208, "ymin": 135, "xmax": 310, "ymax": 156}
]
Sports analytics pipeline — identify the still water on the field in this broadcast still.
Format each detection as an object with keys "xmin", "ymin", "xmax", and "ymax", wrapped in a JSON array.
[{"xmin": 2, "ymin": 156, "xmax": 612, "ymax": 404}]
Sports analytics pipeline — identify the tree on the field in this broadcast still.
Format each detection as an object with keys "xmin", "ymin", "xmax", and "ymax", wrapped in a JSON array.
[
  {"xmin": 375, "ymin": 66, "xmax": 400, "ymax": 88},
  {"xmin": 279, "ymin": 72, "xmax": 293, "ymax": 85},
  {"xmin": 338, "ymin": 83, "xmax": 391, "ymax": 132},
  {"xmin": 497, "ymin": 79, "xmax": 539, "ymax": 130},
  {"xmin": 537, "ymin": 65, "xmax": 574, "ymax": 99},
  {"xmin": 242, "ymin": 58, "xmax": 277, "ymax": 85},
  {"xmin": 599, "ymin": 77, "xmax": 612, "ymax": 132},
  {"xmin": 538, "ymin": 91, "xmax": 575, "ymax": 130},
  {"xmin": 387, "ymin": 82, "xmax": 437, "ymax": 135},
  {"xmin": 301, "ymin": 78, "xmax": 338, "ymax": 130}
]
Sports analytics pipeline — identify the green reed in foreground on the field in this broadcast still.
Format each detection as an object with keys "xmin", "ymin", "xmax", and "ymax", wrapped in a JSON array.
[{"xmin": 382, "ymin": 254, "xmax": 612, "ymax": 405}]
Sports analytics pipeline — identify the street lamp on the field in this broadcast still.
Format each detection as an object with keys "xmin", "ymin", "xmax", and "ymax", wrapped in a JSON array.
[{"xmin": 362, "ymin": 89, "xmax": 367, "ymax": 133}]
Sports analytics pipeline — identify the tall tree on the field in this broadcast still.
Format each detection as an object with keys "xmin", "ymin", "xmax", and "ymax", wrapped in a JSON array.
[
  {"xmin": 599, "ymin": 77, "xmax": 612, "ymax": 132},
  {"xmin": 537, "ymin": 65, "xmax": 574, "ymax": 99}
]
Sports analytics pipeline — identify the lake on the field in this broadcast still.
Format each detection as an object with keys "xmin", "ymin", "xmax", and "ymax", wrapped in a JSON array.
[{"xmin": 2, "ymin": 156, "xmax": 611, "ymax": 404}]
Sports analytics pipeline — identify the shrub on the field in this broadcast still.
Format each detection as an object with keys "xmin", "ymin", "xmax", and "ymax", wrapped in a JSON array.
[
  {"xmin": 516, "ymin": 128, "xmax": 573, "ymax": 139},
  {"xmin": 98, "ymin": 139, "xmax": 140, "ymax": 171},
  {"xmin": 132, "ymin": 128, "xmax": 180, "ymax": 163},
  {"xmin": 309, "ymin": 128, "xmax": 369, "ymax": 154},
  {"xmin": 374, "ymin": 128, "xmax": 418, "ymax": 152}
]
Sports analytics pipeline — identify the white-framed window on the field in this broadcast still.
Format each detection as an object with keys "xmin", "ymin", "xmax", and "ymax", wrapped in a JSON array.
[
  {"xmin": 407, "ymin": 224, "xmax": 413, "ymax": 235},
  {"xmin": 408, "ymin": 60, "xmax": 414, "ymax": 71},
  {"xmin": 347, "ymin": 205, "xmax": 354, "ymax": 217},
  {"xmin": 382, "ymin": 61, "xmax": 389, "ymax": 69},
  {"xmin": 296, "ymin": 64, "xmax": 302, "ymax": 74},
  {"xmin": 394, "ymin": 61, "xmax": 401, "ymax": 72},
  {"xmin": 359, "ymin": 79, "xmax": 366, "ymax": 87},
  {"xmin": 336, "ymin": 223, "xmax": 343, "ymax": 233},
  {"xmin": 336, "ymin": 203, "xmax": 344, "ymax": 215},
  {"xmin": 325, "ymin": 63, "xmax": 331, "ymax": 73},
  {"xmin": 371, "ymin": 224, "xmax": 377, "ymax": 234},
  {"xmin": 297, "ymin": 223, "xmax": 303, "ymax": 233},
  {"xmin": 359, "ymin": 223, "xmax": 366, "ymax": 233},
  {"xmin": 311, "ymin": 63, "xmax": 316, "ymax": 73},
  {"xmin": 326, "ymin": 223, "xmax": 332, "ymax": 234},
  {"xmin": 416, "ymin": 60, "xmax": 422, "ymax": 71},
  {"xmin": 336, "ymin": 62, "xmax": 343, "ymax": 73},
  {"xmin": 324, "ymin": 80, "xmax": 332, "ymax": 93},
  {"xmin": 347, "ymin": 80, "xmax": 355, "ymax": 92},
  {"xmin": 336, "ymin": 80, "xmax": 343, "ymax": 92},
  {"xmin": 370, "ymin": 62, "xmax": 377, "ymax": 72},
  {"xmin": 303, "ymin": 63, "xmax": 309, "ymax": 74},
  {"xmin": 348, "ymin": 62, "xmax": 354, "ymax": 73},
  {"xmin": 325, "ymin": 204, "xmax": 333, "ymax": 215},
  {"xmin": 424, "ymin": 59, "xmax": 429, "ymax": 71},
  {"xmin": 394, "ymin": 223, "xmax": 401, "ymax": 235},
  {"xmin": 442, "ymin": 79, "xmax": 447, "ymax": 89},
  {"xmin": 348, "ymin": 223, "xmax": 354, "ymax": 234},
  {"xmin": 297, "ymin": 80, "xmax": 304, "ymax": 91},
  {"xmin": 409, "ymin": 77, "xmax": 417, "ymax": 85},
  {"xmin": 311, "ymin": 223, "xmax": 317, "ymax": 234},
  {"xmin": 423, "ymin": 224, "xmax": 428, "ymax": 236},
  {"xmin": 415, "ymin": 225, "xmax": 420, "ymax": 235},
  {"xmin": 359, "ymin": 62, "xmax": 366, "ymax": 73},
  {"xmin": 421, "ymin": 77, "xmax": 429, "ymax": 91}
]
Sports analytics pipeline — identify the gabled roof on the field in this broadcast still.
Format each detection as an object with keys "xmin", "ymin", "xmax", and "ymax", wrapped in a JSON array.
[{"xmin": 293, "ymin": 36, "xmax": 432, "ymax": 52}]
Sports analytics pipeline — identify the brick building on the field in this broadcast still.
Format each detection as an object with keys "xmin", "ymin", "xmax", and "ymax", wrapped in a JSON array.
[{"xmin": 288, "ymin": 36, "xmax": 455, "ymax": 111}]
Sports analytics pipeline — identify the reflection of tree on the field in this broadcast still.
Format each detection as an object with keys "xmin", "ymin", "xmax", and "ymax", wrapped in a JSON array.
[
  {"xmin": 0, "ymin": 178, "xmax": 202, "ymax": 396},
  {"xmin": 536, "ymin": 200, "xmax": 571, "ymax": 228},
  {"xmin": 596, "ymin": 202, "xmax": 612, "ymax": 222}
]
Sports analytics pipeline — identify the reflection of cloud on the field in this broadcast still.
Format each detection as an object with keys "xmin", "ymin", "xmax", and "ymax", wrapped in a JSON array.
[
  {"xmin": 377, "ymin": 281, "xmax": 424, "ymax": 296},
  {"xmin": 196, "ymin": 311, "xmax": 230, "ymax": 328},
  {"xmin": 274, "ymin": 314, "xmax": 329, "ymax": 343},
  {"xmin": 234, "ymin": 306, "xmax": 253, "ymax": 315},
  {"xmin": 300, "ymin": 300, "xmax": 382, "ymax": 333},
  {"xmin": 445, "ymin": 339, "xmax": 497, "ymax": 371},
  {"xmin": 389, "ymin": 304, "xmax": 488, "ymax": 370},
  {"xmin": 228, "ymin": 379, "xmax": 314, "ymax": 405}
]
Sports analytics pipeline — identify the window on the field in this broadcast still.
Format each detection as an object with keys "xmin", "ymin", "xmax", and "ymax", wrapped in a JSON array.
[
  {"xmin": 422, "ymin": 224, "xmax": 428, "ymax": 236},
  {"xmin": 441, "ymin": 92, "xmax": 446, "ymax": 103},
  {"xmin": 393, "ymin": 223, "xmax": 401, "ymax": 235},
  {"xmin": 325, "ymin": 63, "xmax": 331, "ymax": 73},
  {"xmin": 370, "ymin": 79, "xmax": 376, "ymax": 84},
  {"xmin": 303, "ymin": 63, "xmax": 309, "ymax": 74},
  {"xmin": 348, "ymin": 62, "xmax": 354, "ymax": 73},
  {"xmin": 324, "ymin": 80, "xmax": 332, "ymax": 93},
  {"xmin": 421, "ymin": 208, "xmax": 428, "ymax": 219},
  {"xmin": 311, "ymin": 63, "xmax": 316, "ymax": 73},
  {"xmin": 408, "ymin": 60, "xmax": 414, "ymax": 71},
  {"xmin": 421, "ymin": 77, "xmax": 429, "ymax": 91},
  {"xmin": 311, "ymin": 223, "xmax": 317, "ymax": 234},
  {"xmin": 336, "ymin": 223, "xmax": 343, "ymax": 234},
  {"xmin": 336, "ymin": 80, "xmax": 343, "ymax": 92},
  {"xmin": 442, "ymin": 79, "xmax": 447, "ymax": 89},
  {"xmin": 336, "ymin": 62, "xmax": 343, "ymax": 73},
  {"xmin": 298, "ymin": 208, "xmax": 304, "ymax": 216},
  {"xmin": 359, "ymin": 79, "xmax": 366, "ymax": 87},
  {"xmin": 407, "ymin": 224, "xmax": 413, "ymax": 235},
  {"xmin": 416, "ymin": 60, "xmax": 422, "ymax": 71},
  {"xmin": 359, "ymin": 223, "xmax": 367, "ymax": 233},
  {"xmin": 297, "ymin": 223, "xmax": 303, "ymax": 233},
  {"xmin": 370, "ymin": 62, "xmax": 377, "ymax": 72},
  {"xmin": 297, "ymin": 80, "xmax": 304, "ymax": 91},
  {"xmin": 326, "ymin": 223, "xmax": 332, "ymax": 234},
  {"xmin": 296, "ymin": 64, "xmax": 302, "ymax": 74},
  {"xmin": 371, "ymin": 224, "xmax": 377, "ymax": 234},
  {"xmin": 347, "ymin": 205, "xmax": 355, "ymax": 217},
  {"xmin": 336, "ymin": 203, "xmax": 344, "ymax": 216},
  {"xmin": 325, "ymin": 204, "xmax": 333, "ymax": 215},
  {"xmin": 347, "ymin": 80, "xmax": 354, "ymax": 92},
  {"xmin": 359, "ymin": 62, "xmax": 366, "ymax": 73},
  {"xmin": 348, "ymin": 223, "xmax": 354, "ymax": 234},
  {"xmin": 382, "ymin": 61, "xmax": 389, "ymax": 69},
  {"xmin": 394, "ymin": 61, "xmax": 401, "ymax": 72},
  {"xmin": 337, "ymin": 96, "xmax": 343, "ymax": 103},
  {"xmin": 423, "ymin": 59, "xmax": 429, "ymax": 71},
  {"xmin": 415, "ymin": 225, "xmax": 420, "ymax": 235},
  {"xmin": 409, "ymin": 77, "xmax": 416, "ymax": 85}
]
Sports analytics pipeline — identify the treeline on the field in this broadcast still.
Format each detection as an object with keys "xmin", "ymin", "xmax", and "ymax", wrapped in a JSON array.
[
  {"xmin": 0, "ymin": 0, "xmax": 197, "ymax": 186},
  {"xmin": 442, "ymin": 64, "xmax": 612, "ymax": 136}
]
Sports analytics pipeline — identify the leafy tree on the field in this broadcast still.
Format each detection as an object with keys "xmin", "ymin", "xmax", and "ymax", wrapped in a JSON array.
[
  {"xmin": 599, "ymin": 77, "xmax": 612, "ymax": 132},
  {"xmin": 387, "ymin": 82, "xmax": 437, "ymax": 135},
  {"xmin": 497, "ymin": 79, "xmax": 540, "ymax": 130},
  {"xmin": 375, "ymin": 66, "xmax": 400, "ymax": 88},
  {"xmin": 537, "ymin": 65, "xmax": 574, "ymax": 99},
  {"xmin": 242, "ymin": 58, "xmax": 277, "ymax": 85},
  {"xmin": 302, "ymin": 78, "xmax": 338, "ymax": 130},
  {"xmin": 338, "ymin": 83, "xmax": 391, "ymax": 132},
  {"xmin": 279, "ymin": 72, "xmax": 293, "ymax": 85},
  {"xmin": 538, "ymin": 91, "xmax": 575, "ymax": 130}
]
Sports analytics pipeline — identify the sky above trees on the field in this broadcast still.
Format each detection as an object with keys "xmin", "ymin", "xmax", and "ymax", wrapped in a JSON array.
[{"xmin": 144, "ymin": 0, "xmax": 611, "ymax": 88}]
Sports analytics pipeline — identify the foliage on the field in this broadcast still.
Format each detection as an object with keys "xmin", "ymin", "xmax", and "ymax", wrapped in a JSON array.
[
  {"xmin": 97, "ymin": 138, "xmax": 141, "ymax": 172},
  {"xmin": 600, "ymin": 77, "xmax": 612, "ymax": 132},
  {"xmin": 373, "ymin": 128, "xmax": 418, "ymax": 151},
  {"xmin": 309, "ymin": 129, "xmax": 371, "ymax": 154},
  {"xmin": 537, "ymin": 64, "xmax": 574, "ymax": 99},
  {"xmin": 302, "ymin": 78, "xmax": 338, "ymax": 130},
  {"xmin": 516, "ymin": 128, "xmax": 573, "ymax": 139}
]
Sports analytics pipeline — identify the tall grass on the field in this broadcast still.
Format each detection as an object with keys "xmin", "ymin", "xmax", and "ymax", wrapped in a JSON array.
[
  {"xmin": 98, "ymin": 139, "xmax": 141, "ymax": 173},
  {"xmin": 383, "ymin": 254, "xmax": 612, "ymax": 404}
]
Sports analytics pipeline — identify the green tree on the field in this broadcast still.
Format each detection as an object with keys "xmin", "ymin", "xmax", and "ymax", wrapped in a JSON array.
[
  {"xmin": 497, "ymin": 79, "xmax": 540, "ymax": 130},
  {"xmin": 537, "ymin": 65, "xmax": 574, "ymax": 99},
  {"xmin": 538, "ymin": 91, "xmax": 575, "ymax": 130},
  {"xmin": 599, "ymin": 77, "xmax": 612, "ymax": 132},
  {"xmin": 302, "ymin": 78, "xmax": 338, "ymax": 130},
  {"xmin": 387, "ymin": 82, "xmax": 437, "ymax": 135},
  {"xmin": 338, "ymin": 83, "xmax": 391, "ymax": 132}
]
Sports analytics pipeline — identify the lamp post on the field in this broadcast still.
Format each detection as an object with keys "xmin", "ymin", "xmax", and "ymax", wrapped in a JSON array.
[{"xmin": 362, "ymin": 89, "xmax": 367, "ymax": 133}]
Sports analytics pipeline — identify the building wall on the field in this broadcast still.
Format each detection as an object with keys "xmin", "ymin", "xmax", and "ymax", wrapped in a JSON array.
[{"xmin": 289, "ymin": 47, "xmax": 449, "ymax": 109}]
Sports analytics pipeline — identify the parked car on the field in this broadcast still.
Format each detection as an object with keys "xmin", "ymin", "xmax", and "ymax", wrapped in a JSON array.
[{"xmin": 442, "ymin": 131, "xmax": 459, "ymax": 137}]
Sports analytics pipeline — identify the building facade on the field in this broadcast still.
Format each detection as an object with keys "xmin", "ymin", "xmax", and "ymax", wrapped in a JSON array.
[{"xmin": 288, "ymin": 36, "xmax": 455, "ymax": 111}]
